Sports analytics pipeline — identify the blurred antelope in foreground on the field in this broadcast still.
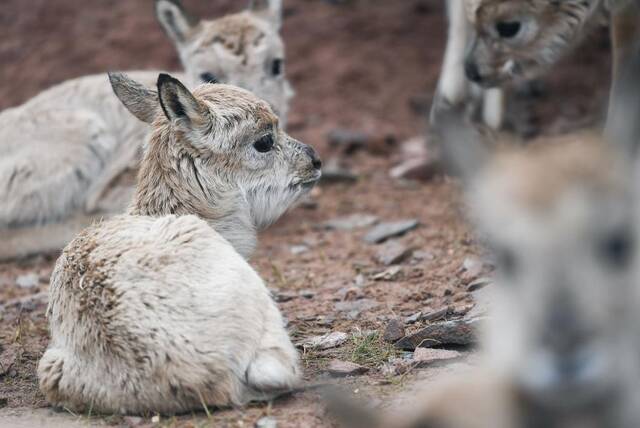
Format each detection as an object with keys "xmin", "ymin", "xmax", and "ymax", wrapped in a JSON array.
[
  {"xmin": 37, "ymin": 72, "xmax": 321, "ymax": 414},
  {"xmin": 336, "ymin": 43, "xmax": 640, "ymax": 428},
  {"xmin": 0, "ymin": 0, "xmax": 292, "ymax": 260},
  {"xmin": 434, "ymin": 0, "xmax": 639, "ymax": 131}
]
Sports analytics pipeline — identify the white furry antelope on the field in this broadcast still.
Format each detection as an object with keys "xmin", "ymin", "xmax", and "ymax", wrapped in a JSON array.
[
  {"xmin": 335, "ymin": 44, "xmax": 640, "ymax": 428},
  {"xmin": 37, "ymin": 72, "xmax": 321, "ymax": 415},
  {"xmin": 0, "ymin": 0, "xmax": 292, "ymax": 260},
  {"xmin": 399, "ymin": 44, "xmax": 640, "ymax": 428}
]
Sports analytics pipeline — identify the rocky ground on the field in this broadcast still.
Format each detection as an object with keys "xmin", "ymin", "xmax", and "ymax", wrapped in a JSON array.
[{"xmin": 0, "ymin": 0, "xmax": 611, "ymax": 426}]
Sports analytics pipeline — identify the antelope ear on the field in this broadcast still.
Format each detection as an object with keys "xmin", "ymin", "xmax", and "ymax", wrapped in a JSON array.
[
  {"xmin": 108, "ymin": 72, "xmax": 158, "ymax": 124},
  {"xmin": 606, "ymin": 41, "xmax": 640, "ymax": 158},
  {"xmin": 430, "ymin": 98, "xmax": 491, "ymax": 185},
  {"xmin": 248, "ymin": 0, "xmax": 282, "ymax": 30},
  {"xmin": 155, "ymin": 0, "xmax": 199, "ymax": 45},
  {"xmin": 157, "ymin": 73, "xmax": 208, "ymax": 125}
]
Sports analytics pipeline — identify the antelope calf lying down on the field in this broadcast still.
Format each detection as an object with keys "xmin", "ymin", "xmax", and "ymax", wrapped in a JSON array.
[
  {"xmin": 37, "ymin": 73, "xmax": 321, "ymax": 414},
  {"xmin": 0, "ymin": 0, "xmax": 292, "ymax": 260}
]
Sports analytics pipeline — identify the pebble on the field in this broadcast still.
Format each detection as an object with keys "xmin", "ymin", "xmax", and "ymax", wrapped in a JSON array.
[
  {"xmin": 383, "ymin": 319, "xmax": 405, "ymax": 343},
  {"xmin": 421, "ymin": 307, "xmax": 448, "ymax": 322},
  {"xmin": 15, "ymin": 273, "xmax": 39, "ymax": 289},
  {"xmin": 467, "ymin": 277, "xmax": 493, "ymax": 292},
  {"xmin": 301, "ymin": 331, "xmax": 349, "ymax": 350},
  {"xmin": 395, "ymin": 318, "xmax": 482, "ymax": 351},
  {"xmin": 371, "ymin": 266, "xmax": 402, "ymax": 281},
  {"xmin": 123, "ymin": 416, "xmax": 144, "ymax": 427},
  {"xmin": 334, "ymin": 299, "xmax": 379, "ymax": 319},
  {"xmin": 375, "ymin": 241, "xmax": 413, "ymax": 266},
  {"xmin": 390, "ymin": 157, "xmax": 441, "ymax": 181},
  {"xmin": 255, "ymin": 416, "xmax": 278, "ymax": 428},
  {"xmin": 327, "ymin": 360, "xmax": 369, "ymax": 377},
  {"xmin": 364, "ymin": 220, "xmax": 419, "ymax": 244},
  {"xmin": 327, "ymin": 128, "xmax": 371, "ymax": 154},
  {"xmin": 404, "ymin": 312, "xmax": 422, "ymax": 324},
  {"xmin": 324, "ymin": 214, "xmax": 379, "ymax": 231},
  {"xmin": 290, "ymin": 245, "xmax": 309, "ymax": 255},
  {"xmin": 321, "ymin": 158, "xmax": 358, "ymax": 184},
  {"xmin": 412, "ymin": 348, "xmax": 461, "ymax": 366}
]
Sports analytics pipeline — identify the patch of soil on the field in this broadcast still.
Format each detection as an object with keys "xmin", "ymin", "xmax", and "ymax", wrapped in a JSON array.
[{"xmin": 0, "ymin": 0, "xmax": 610, "ymax": 426}]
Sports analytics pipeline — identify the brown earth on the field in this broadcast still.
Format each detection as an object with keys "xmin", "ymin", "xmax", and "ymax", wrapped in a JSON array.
[{"xmin": 0, "ymin": 0, "xmax": 611, "ymax": 426}]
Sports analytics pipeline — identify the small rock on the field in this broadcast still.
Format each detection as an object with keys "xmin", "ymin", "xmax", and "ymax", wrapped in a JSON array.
[
  {"xmin": 299, "ymin": 289, "xmax": 315, "ymax": 299},
  {"xmin": 325, "ymin": 214, "xmax": 378, "ymax": 231},
  {"xmin": 273, "ymin": 290, "xmax": 297, "ymax": 303},
  {"xmin": 327, "ymin": 360, "xmax": 369, "ymax": 377},
  {"xmin": 353, "ymin": 273, "xmax": 366, "ymax": 287},
  {"xmin": 460, "ymin": 257, "xmax": 484, "ymax": 284},
  {"xmin": 390, "ymin": 157, "xmax": 441, "ymax": 181},
  {"xmin": 404, "ymin": 312, "xmax": 422, "ymax": 324},
  {"xmin": 301, "ymin": 331, "xmax": 349, "ymax": 350},
  {"xmin": 15, "ymin": 273, "xmax": 39, "ymax": 289},
  {"xmin": 256, "ymin": 416, "xmax": 278, "ymax": 428},
  {"xmin": 290, "ymin": 244, "xmax": 309, "ymax": 255},
  {"xmin": 316, "ymin": 315, "xmax": 336, "ymax": 327},
  {"xmin": 467, "ymin": 277, "xmax": 492, "ymax": 292},
  {"xmin": 452, "ymin": 303, "xmax": 474, "ymax": 317},
  {"xmin": 383, "ymin": 319, "xmax": 405, "ymax": 343},
  {"xmin": 335, "ymin": 299, "xmax": 379, "ymax": 319},
  {"xmin": 364, "ymin": 220, "xmax": 419, "ymax": 244},
  {"xmin": 327, "ymin": 128, "xmax": 371, "ymax": 154},
  {"xmin": 123, "ymin": 416, "xmax": 144, "ymax": 427},
  {"xmin": 395, "ymin": 318, "xmax": 482, "ymax": 350},
  {"xmin": 375, "ymin": 241, "xmax": 413, "ymax": 266},
  {"xmin": 321, "ymin": 158, "xmax": 358, "ymax": 184},
  {"xmin": 0, "ymin": 348, "xmax": 17, "ymax": 376},
  {"xmin": 412, "ymin": 348, "xmax": 461, "ymax": 366},
  {"xmin": 421, "ymin": 307, "xmax": 448, "ymax": 322},
  {"xmin": 371, "ymin": 266, "xmax": 403, "ymax": 281},
  {"xmin": 151, "ymin": 415, "xmax": 160, "ymax": 424}
]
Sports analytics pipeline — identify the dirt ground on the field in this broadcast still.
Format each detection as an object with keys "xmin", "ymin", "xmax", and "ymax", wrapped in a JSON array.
[{"xmin": 0, "ymin": 0, "xmax": 611, "ymax": 426}]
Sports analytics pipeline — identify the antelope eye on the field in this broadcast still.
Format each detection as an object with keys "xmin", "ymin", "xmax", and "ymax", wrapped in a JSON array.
[
  {"xmin": 200, "ymin": 72, "xmax": 218, "ymax": 83},
  {"xmin": 253, "ymin": 134, "xmax": 275, "ymax": 153},
  {"xmin": 600, "ymin": 230, "xmax": 634, "ymax": 268},
  {"xmin": 271, "ymin": 58, "xmax": 283, "ymax": 76},
  {"xmin": 495, "ymin": 21, "xmax": 521, "ymax": 39}
]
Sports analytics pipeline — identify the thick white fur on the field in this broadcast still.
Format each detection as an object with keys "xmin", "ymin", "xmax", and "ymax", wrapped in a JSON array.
[
  {"xmin": 36, "ymin": 74, "xmax": 319, "ymax": 414},
  {"xmin": 39, "ymin": 214, "xmax": 299, "ymax": 414}
]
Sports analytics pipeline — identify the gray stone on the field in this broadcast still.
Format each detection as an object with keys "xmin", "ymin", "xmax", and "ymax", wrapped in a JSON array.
[
  {"xmin": 420, "ymin": 307, "xmax": 448, "ymax": 322},
  {"xmin": 375, "ymin": 241, "xmax": 413, "ymax": 266},
  {"xmin": 412, "ymin": 348, "xmax": 462, "ymax": 366},
  {"xmin": 255, "ymin": 417, "xmax": 278, "ymax": 428},
  {"xmin": 371, "ymin": 266, "xmax": 402, "ymax": 281},
  {"xmin": 467, "ymin": 277, "xmax": 493, "ymax": 292},
  {"xmin": 327, "ymin": 128, "xmax": 371, "ymax": 154},
  {"xmin": 326, "ymin": 360, "xmax": 369, "ymax": 377},
  {"xmin": 404, "ymin": 312, "xmax": 422, "ymax": 324},
  {"xmin": 321, "ymin": 158, "xmax": 358, "ymax": 184},
  {"xmin": 15, "ymin": 274, "xmax": 39, "ymax": 289},
  {"xmin": 301, "ymin": 331, "xmax": 349, "ymax": 350},
  {"xmin": 290, "ymin": 244, "xmax": 309, "ymax": 255},
  {"xmin": 395, "ymin": 318, "xmax": 482, "ymax": 350},
  {"xmin": 383, "ymin": 319, "xmax": 405, "ymax": 343},
  {"xmin": 325, "ymin": 214, "xmax": 378, "ymax": 231},
  {"xmin": 334, "ymin": 299, "xmax": 379, "ymax": 319},
  {"xmin": 364, "ymin": 220, "xmax": 419, "ymax": 244}
]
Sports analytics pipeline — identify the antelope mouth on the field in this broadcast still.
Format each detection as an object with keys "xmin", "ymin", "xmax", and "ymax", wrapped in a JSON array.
[{"xmin": 293, "ymin": 171, "xmax": 322, "ymax": 189}]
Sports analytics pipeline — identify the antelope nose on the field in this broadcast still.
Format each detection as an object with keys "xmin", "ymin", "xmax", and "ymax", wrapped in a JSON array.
[
  {"xmin": 303, "ymin": 145, "xmax": 322, "ymax": 170},
  {"xmin": 465, "ymin": 60, "xmax": 483, "ymax": 84}
]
